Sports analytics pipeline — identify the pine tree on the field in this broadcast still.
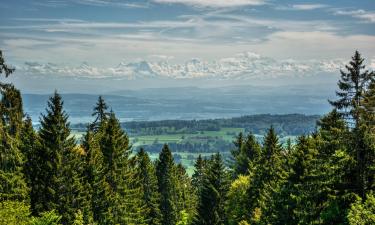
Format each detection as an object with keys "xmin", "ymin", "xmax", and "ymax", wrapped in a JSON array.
[
  {"xmin": 192, "ymin": 154, "xmax": 205, "ymax": 193},
  {"xmin": 134, "ymin": 148, "xmax": 162, "ymax": 225},
  {"xmin": 36, "ymin": 92, "xmax": 89, "ymax": 224},
  {"xmin": 1, "ymin": 83, "xmax": 24, "ymax": 136},
  {"xmin": 81, "ymin": 125, "xmax": 110, "ymax": 223},
  {"xmin": 174, "ymin": 163, "xmax": 197, "ymax": 223},
  {"xmin": 233, "ymin": 133, "xmax": 261, "ymax": 177},
  {"xmin": 272, "ymin": 135, "xmax": 319, "ymax": 224},
  {"xmin": 312, "ymin": 111, "xmax": 356, "ymax": 224},
  {"xmin": 193, "ymin": 153, "xmax": 229, "ymax": 225},
  {"xmin": 329, "ymin": 51, "xmax": 375, "ymax": 199},
  {"xmin": 246, "ymin": 126, "xmax": 286, "ymax": 224},
  {"xmin": 20, "ymin": 116, "xmax": 40, "ymax": 214},
  {"xmin": 92, "ymin": 96, "xmax": 109, "ymax": 131},
  {"xmin": 0, "ymin": 53, "xmax": 28, "ymax": 202},
  {"xmin": 98, "ymin": 112, "xmax": 145, "ymax": 224},
  {"xmin": 156, "ymin": 144, "xmax": 178, "ymax": 225},
  {"xmin": 229, "ymin": 132, "xmax": 244, "ymax": 172},
  {"xmin": 0, "ymin": 119, "xmax": 29, "ymax": 202},
  {"xmin": 329, "ymin": 50, "xmax": 374, "ymax": 126}
]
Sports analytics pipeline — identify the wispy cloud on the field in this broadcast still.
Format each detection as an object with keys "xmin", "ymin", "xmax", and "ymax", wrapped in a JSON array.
[
  {"xmin": 291, "ymin": 4, "xmax": 327, "ymax": 11},
  {"xmin": 72, "ymin": 0, "xmax": 149, "ymax": 8},
  {"xmin": 334, "ymin": 9, "xmax": 375, "ymax": 23},
  {"xmin": 275, "ymin": 4, "xmax": 328, "ymax": 11},
  {"xmin": 32, "ymin": 0, "xmax": 149, "ymax": 9},
  {"xmin": 152, "ymin": 0, "xmax": 267, "ymax": 8}
]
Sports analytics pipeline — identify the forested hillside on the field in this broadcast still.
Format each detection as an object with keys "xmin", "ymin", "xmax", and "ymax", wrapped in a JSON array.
[
  {"xmin": 72, "ymin": 114, "xmax": 319, "ymax": 136},
  {"xmin": 1, "ymin": 50, "xmax": 374, "ymax": 225}
]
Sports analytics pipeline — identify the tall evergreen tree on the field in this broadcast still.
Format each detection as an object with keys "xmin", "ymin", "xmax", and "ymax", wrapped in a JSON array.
[
  {"xmin": 272, "ymin": 135, "xmax": 319, "ymax": 225},
  {"xmin": 92, "ymin": 96, "xmax": 109, "ymax": 131},
  {"xmin": 0, "ymin": 118, "xmax": 29, "ymax": 202},
  {"xmin": 193, "ymin": 153, "xmax": 229, "ymax": 225},
  {"xmin": 329, "ymin": 51, "xmax": 375, "ymax": 199},
  {"xmin": 229, "ymin": 132, "xmax": 244, "ymax": 172},
  {"xmin": 99, "ymin": 112, "xmax": 145, "ymax": 224},
  {"xmin": 81, "ymin": 125, "xmax": 109, "ymax": 223},
  {"xmin": 20, "ymin": 116, "xmax": 40, "ymax": 213},
  {"xmin": 36, "ymin": 92, "xmax": 89, "ymax": 224},
  {"xmin": 156, "ymin": 144, "xmax": 178, "ymax": 225},
  {"xmin": 0, "ymin": 52, "xmax": 28, "ymax": 203},
  {"xmin": 134, "ymin": 148, "xmax": 162, "ymax": 225},
  {"xmin": 233, "ymin": 133, "xmax": 261, "ymax": 177},
  {"xmin": 174, "ymin": 163, "xmax": 197, "ymax": 223},
  {"xmin": 192, "ymin": 154, "xmax": 206, "ymax": 192},
  {"xmin": 246, "ymin": 127, "xmax": 286, "ymax": 224}
]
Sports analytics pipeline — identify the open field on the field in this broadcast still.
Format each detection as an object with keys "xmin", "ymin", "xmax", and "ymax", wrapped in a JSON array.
[{"xmin": 71, "ymin": 127, "xmax": 298, "ymax": 175}]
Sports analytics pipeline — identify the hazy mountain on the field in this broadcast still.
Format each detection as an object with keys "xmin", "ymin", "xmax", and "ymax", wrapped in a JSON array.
[{"xmin": 23, "ymin": 85, "xmax": 335, "ymax": 125}]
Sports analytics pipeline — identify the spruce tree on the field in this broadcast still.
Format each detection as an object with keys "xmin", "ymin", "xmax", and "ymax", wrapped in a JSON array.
[
  {"xmin": 233, "ymin": 133, "xmax": 261, "ymax": 177},
  {"xmin": 92, "ymin": 96, "xmax": 109, "ymax": 131},
  {"xmin": 192, "ymin": 154, "xmax": 205, "ymax": 193},
  {"xmin": 315, "ymin": 110, "xmax": 355, "ymax": 224},
  {"xmin": 81, "ymin": 125, "xmax": 109, "ymax": 223},
  {"xmin": 193, "ymin": 153, "xmax": 229, "ymax": 225},
  {"xmin": 0, "ymin": 52, "xmax": 28, "ymax": 203},
  {"xmin": 20, "ymin": 116, "xmax": 40, "ymax": 213},
  {"xmin": 272, "ymin": 135, "xmax": 319, "ymax": 224},
  {"xmin": 246, "ymin": 127, "xmax": 286, "ymax": 224},
  {"xmin": 134, "ymin": 148, "xmax": 162, "ymax": 225},
  {"xmin": 329, "ymin": 51, "xmax": 375, "ymax": 199},
  {"xmin": 156, "ymin": 144, "xmax": 178, "ymax": 225},
  {"xmin": 329, "ymin": 50, "xmax": 373, "ymax": 125},
  {"xmin": 36, "ymin": 92, "xmax": 89, "ymax": 224},
  {"xmin": 174, "ymin": 163, "xmax": 197, "ymax": 223},
  {"xmin": 99, "ymin": 112, "xmax": 145, "ymax": 224},
  {"xmin": 0, "ymin": 119, "xmax": 29, "ymax": 202}
]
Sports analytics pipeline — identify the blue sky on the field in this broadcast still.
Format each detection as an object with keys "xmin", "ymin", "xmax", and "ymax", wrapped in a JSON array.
[{"xmin": 1, "ymin": 0, "xmax": 375, "ymax": 92}]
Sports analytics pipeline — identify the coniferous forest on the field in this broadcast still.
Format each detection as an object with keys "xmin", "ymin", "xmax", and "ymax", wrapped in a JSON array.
[{"xmin": 0, "ymin": 49, "xmax": 374, "ymax": 225}]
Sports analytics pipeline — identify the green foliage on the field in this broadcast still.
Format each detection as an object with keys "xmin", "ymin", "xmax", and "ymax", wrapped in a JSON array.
[
  {"xmin": 176, "ymin": 210, "xmax": 189, "ymax": 225},
  {"xmin": 226, "ymin": 175, "xmax": 250, "ymax": 225},
  {"xmin": 156, "ymin": 144, "xmax": 178, "ymax": 225},
  {"xmin": 0, "ymin": 201, "xmax": 30, "ymax": 225},
  {"xmin": 30, "ymin": 210, "xmax": 62, "ymax": 225},
  {"xmin": 72, "ymin": 210, "xmax": 84, "ymax": 225},
  {"xmin": 348, "ymin": 193, "xmax": 375, "ymax": 225},
  {"xmin": 134, "ymin": 148, "xmax": 162, "ymax": 225},
  {"xmin": 33, "ymin": 92, "xmax": 91, "ymax": 224},
  {"xmin": 91, "ymin": 96, "xmax": 109, "ymax": 131},
  {"xmin": 193, "ymin": 153, "xmax": 229, "ymax": 225},
  {"xmin": 98, "ymin": 112, "xmax": 146, "ymax": 224},
  {"xmin": 233, "ymin": 133, "xmax": 261, "ymax": 177}
]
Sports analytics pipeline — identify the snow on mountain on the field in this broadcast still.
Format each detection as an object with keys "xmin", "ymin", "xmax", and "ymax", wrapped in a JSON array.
[{"xmin": 18, "ymin": 52, "xmax": 354, "ymax": 80}]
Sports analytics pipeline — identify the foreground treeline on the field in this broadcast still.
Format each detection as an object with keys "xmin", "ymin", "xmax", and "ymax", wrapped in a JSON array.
[{"xmin": 0, "ymin": 50, "xmax": 374, "ymax": 225}]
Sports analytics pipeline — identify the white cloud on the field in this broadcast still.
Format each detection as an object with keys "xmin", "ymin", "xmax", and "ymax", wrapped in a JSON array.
[
  {"xmin": 275, "ymin": 4, "xmax": 327, "ymax": 11},
  {"xmin": 334, "ymin": 9, "xmax": 375, "ymax": 23},
  {"xmin": 291, "ymin": 4, "xmax": 327, "ymax": 11},
  {"xmin": 152, "ymin": 0, "xmax": 266, "ymax": 8}
]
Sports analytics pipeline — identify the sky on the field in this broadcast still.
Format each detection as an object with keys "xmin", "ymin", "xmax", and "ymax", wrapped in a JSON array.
[{"xmin": 1, "ymin": 0, "xmax": 375, "ymax": 93}]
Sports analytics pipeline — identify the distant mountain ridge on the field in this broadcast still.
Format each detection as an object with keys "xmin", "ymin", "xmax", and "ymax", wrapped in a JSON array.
[
  {"xmin": 22, "ymin": 85, "xmax": 333, "ymax": 125},
  {"xmin": 17, "ymin": 51, "xmax": 349, "ymax": 80}
]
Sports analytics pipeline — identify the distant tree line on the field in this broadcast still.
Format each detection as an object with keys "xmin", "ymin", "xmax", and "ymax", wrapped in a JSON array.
[
  {"xmin": 1, "ymin": 50, "xmax": 374, "ymax": 225},
  {"xmin": 71, "ymin": 114, "xmax": 319, "ymax": 137}
]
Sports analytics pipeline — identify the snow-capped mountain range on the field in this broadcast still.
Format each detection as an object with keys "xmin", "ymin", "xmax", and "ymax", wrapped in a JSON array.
[{"xmin": 17, "ymin": 52, "xmax": 371, "ymax": 80}]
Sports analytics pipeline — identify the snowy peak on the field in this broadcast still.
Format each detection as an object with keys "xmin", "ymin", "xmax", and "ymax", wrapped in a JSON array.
[{"xmin": 18, "ymin": 52, "xmax": 358, "ymax": 80}]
